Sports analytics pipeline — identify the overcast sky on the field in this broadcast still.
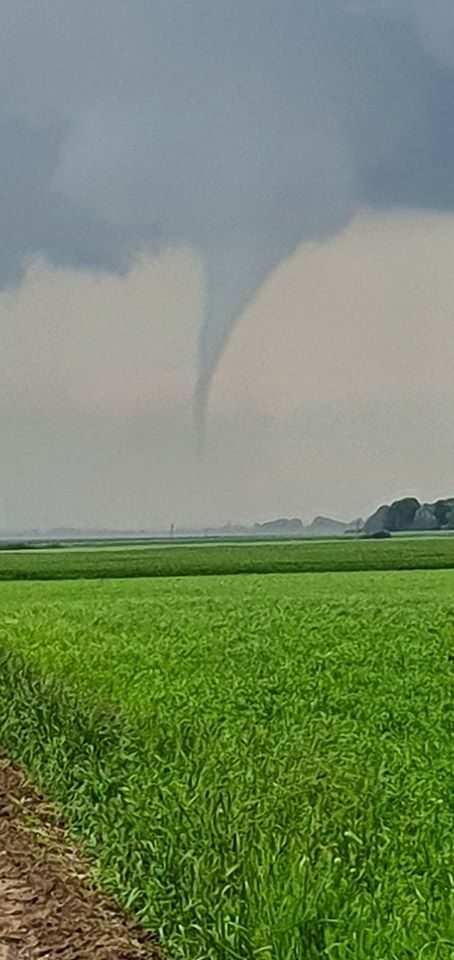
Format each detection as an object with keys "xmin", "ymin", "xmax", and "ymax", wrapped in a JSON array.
[{"xmin": 1, "ymin": 1, "xmax": 454, "ymax": 529}]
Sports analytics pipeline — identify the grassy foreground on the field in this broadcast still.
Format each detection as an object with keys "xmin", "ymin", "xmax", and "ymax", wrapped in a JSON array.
[
  {"xmin": 0, "ymin": 534, "xmax": 454, "ymax": 581},
  {"xmin": 0, "ymin": 570, "xmax": 453, "ymax": 958}
]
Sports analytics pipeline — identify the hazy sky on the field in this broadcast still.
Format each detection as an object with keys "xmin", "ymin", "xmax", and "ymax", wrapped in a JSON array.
[{"xmin": 1, "ymin": 2, "xmax": 454, "ymax": 529}]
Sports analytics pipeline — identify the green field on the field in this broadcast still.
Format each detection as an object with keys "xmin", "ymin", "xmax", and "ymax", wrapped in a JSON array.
[
  {"xmin": 0, "ymin": 533, "xmax": 454, "ymax": 580},
  {"xmin": 0, "ymin": 545, "xmax": 453, "ymax": 958}
]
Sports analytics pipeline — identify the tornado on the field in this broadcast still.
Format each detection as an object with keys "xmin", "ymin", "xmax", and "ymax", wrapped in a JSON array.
[
  {"xmin": 0, "ymin": 0, "xmax": 452, "ymax": 451},
  {"xmin": 193, "ymin": 244, "xmax": 290, "ymax": 449}
]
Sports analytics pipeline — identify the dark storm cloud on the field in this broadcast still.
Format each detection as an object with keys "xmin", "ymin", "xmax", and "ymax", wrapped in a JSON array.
[{"xmin": 1, "ymin": 0, "xmax": 454, "ymax": 423}]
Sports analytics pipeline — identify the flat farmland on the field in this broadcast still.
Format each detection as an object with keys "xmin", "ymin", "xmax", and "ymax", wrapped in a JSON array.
[
  {"xmin": 0, "ymin": 565, "xmax": 453, "ymax": 958},
  {"xmin": 1, "ymin": 534, "xmax": 454, "ymax": 580}
]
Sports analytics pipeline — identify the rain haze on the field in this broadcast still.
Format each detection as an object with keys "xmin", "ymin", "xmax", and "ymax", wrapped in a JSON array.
[{"xmin": 1, "ymin": 1, "xmax": 454, "ymax": 530}]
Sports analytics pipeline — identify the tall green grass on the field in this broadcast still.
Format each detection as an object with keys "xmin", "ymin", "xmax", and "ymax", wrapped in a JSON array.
[
  {"xmin": 0, "ymin": 571, "xmax": 453, "ymax": 958},
  {"xmin": 0, "ymin": 535, "xmax": 454, "ymax": 581}
]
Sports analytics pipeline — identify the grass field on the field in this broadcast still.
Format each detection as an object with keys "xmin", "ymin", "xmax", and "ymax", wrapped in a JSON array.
[
  {"xmin": 0, "ymin": 553, "xmax": 453, "ymax": 958},
  {"xmin": 0, "ymin": 533, "xmax": 454, "ymax": 581}
]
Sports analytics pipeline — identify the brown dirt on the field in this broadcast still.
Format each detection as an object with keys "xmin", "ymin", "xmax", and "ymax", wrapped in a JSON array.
[{"xmin": 0, "ymin": 759, "xmax": 162, "ymax": 959}]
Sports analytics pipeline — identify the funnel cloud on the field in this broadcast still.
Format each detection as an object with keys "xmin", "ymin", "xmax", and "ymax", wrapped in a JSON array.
[{"xmin": 1, "ymin": 1, "xmax": 454, "ymax": 439}]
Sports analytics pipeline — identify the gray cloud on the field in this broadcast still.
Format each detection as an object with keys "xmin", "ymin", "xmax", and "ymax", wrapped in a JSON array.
[
  {"xmin": 1, "ymin": 1, "xmax": 454, "ymax": 427},
  {"xmin": 412, "ymin": 1, "xmax": 454, "ymax": 67}
]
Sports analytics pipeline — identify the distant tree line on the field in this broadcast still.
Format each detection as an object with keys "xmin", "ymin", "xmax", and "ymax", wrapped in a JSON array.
[{"xmin": 364, "ymin": 497, "xmax": 454, "ymax": 536}]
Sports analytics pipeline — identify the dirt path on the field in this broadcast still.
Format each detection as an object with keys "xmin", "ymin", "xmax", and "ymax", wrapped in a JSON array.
[{"xmin": 0, "ymin": 760, "xmax": 161, "ymax": 960}]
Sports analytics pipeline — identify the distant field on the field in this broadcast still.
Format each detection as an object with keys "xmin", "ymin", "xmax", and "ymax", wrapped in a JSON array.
[
  {"xmin": 0, "ymin": 534, "xmax": 454, "ymax": 580},
  {"xmin": 0, "ymin": 569, "xmax": 453, "ymax": 958}
]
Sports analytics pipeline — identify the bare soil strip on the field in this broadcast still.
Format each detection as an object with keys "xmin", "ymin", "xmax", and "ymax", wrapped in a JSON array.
[{"xmin": 0, "ymin": 759, "xmax": 161, "ymax": 960}]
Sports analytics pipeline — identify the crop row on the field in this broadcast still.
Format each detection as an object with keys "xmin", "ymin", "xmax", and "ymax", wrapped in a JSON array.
[
  {"xmin": 0, "ymin": 571, "xmax": 453, "ymax": 958},
  {"xmin": 0, "ymin": 535, "xmax": 454, "ymax": 581}
]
